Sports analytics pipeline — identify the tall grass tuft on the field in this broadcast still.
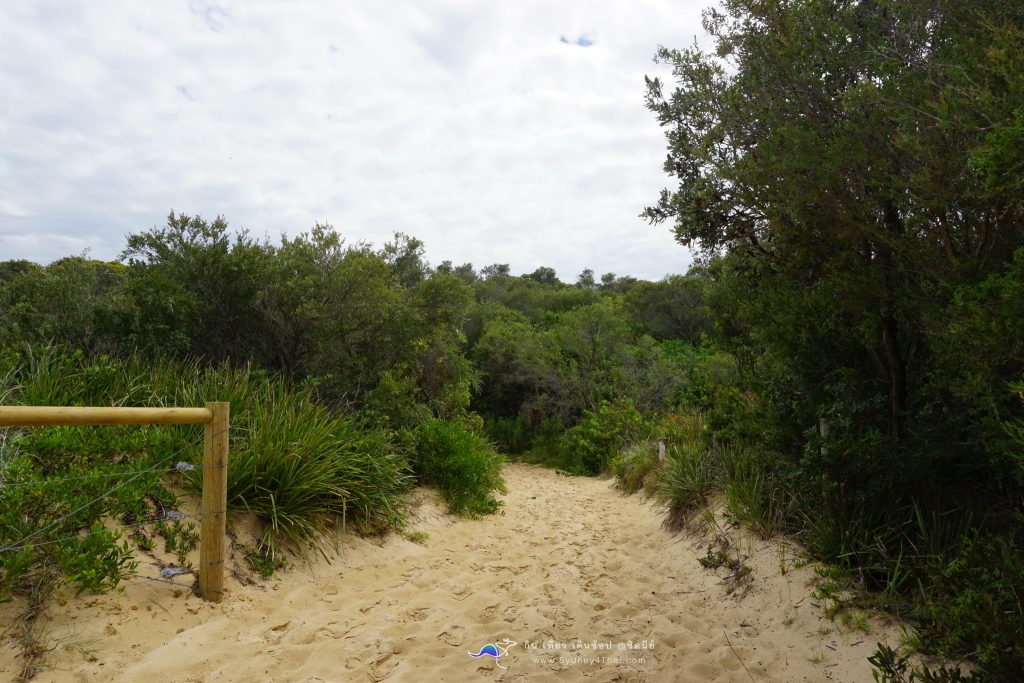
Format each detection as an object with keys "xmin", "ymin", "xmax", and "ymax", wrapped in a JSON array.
[
  {"xmin": 167, "ymin": 370, "xmax": 411, "ymax": 558},
  {"xmin": 719, "ymin": 447, "xmax": 792, "ymax": 539},
  {"xmin": 611, "ymin": 439, "xmax": 660, "ymax": 495},
  {"xmin": 658, "ymin": 442, "xmax": 715, "ymax": 531}
]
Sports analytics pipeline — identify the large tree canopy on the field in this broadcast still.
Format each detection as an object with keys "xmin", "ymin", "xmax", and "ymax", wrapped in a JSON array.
[{"xmin": 645, "ymin": 0, "xmax": 1024, "ymax": 439}]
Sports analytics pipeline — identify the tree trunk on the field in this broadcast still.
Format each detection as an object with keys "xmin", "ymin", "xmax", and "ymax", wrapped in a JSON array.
[
  {"xmin": 881, "ymin": 200, "xmax": 908, "ymax": 440},
  {"xmin": 882, "ymin": 311, "xmax": 907, "ymax": 439}
]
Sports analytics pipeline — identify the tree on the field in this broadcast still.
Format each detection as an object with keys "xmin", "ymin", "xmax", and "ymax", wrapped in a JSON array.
[
  {"xmin": 644, "ymin": 4, "xmax": 1024, "ymax": 674},
  {"xmin": 480, "ymin": 263, "xmax": 510, "ymax": 279},
  {"xmin": 121, "ymin": 212, "xmax": 271, "ymax": 363},
  {"xmin": 644, "ymin": 0, "xmax": 1024, "ymax": 441},
  {"xmin": 552, "ymin": 300, "xmax": 632, "ymax": 413},
  {"xmin": 255, "ymin": 224, "xmax": 345, "ymax": 376},
  {"xmin": 381, "ymin": 232, "xmax": 428, "ymax": 288},
  {"xmin": 576, "ymin": 268, "xmax": 596, "ymax": 289},
  {"xmin": 526, "ymin": 266, "xmax": 558, "ymax": 285},
  {"xmin": 625, "ymin": 275, "xmax": 710, "ymax": 343},
  {"xmin": 0, "ymin": 257, "xmax": 124, "ymax": 353}
]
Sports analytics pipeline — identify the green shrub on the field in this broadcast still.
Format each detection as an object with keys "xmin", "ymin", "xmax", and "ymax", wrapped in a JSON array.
[
  {"xmin": 653, "ymin": 411, "xmax": 707, "ymax": 451},
  {"xmin": 517, "ymin": 418, "xmax": 564, "ymax": 468},
  {"xmin": 182, "ymin": 377, "xmax": 409, "ymax": 557},
  {"xmin": 1003, "ymin": 376, "xmax": 1024, "ymax": 486},
  {"xmin": 557, "ymin": 398, "xmax": 647, "ymax": 475},
  {"xmin": 914, "ymin": 533, "xmax": 1024, "ymax": 681},
  {"xmin": 415, "ymin": 419, "xmax": 506, "ymax": 516},
  {"xmin": 0, "ymin": 446, "xmax": 161, "ymax": 601},
  {"xmin": 868, "ymin": 644, "xmax": 984, "ymax": 683},
  {"xmin": 2, "ymin": 347, "xmax": 412, "ymax": 581}
]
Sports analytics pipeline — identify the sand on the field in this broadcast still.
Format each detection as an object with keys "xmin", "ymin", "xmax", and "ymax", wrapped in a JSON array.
[{"xmin": 0, "ymin": 463, "xmax": 906, "ymax": 682}]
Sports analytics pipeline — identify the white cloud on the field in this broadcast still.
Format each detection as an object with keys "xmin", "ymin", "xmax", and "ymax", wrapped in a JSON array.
[{"xmin": 0, "ymin": 0, "xmax": 711, "ymax": 280}]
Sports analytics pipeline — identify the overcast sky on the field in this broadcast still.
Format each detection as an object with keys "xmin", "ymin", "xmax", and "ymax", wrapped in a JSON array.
[{"xmin": 0, "ymin": 1, "xmax": 707, "ymax": 281}]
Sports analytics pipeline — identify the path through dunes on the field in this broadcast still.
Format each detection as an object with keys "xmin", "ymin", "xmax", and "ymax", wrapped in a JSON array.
[{"xmin": 2, "ymin": 463, "xmax": 901, "ymax": 682}]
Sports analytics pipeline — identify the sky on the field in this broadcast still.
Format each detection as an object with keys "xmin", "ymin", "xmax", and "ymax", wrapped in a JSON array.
[{"xmin": 0, "ymin": 1, "xmax": 708, "ymax": 281}]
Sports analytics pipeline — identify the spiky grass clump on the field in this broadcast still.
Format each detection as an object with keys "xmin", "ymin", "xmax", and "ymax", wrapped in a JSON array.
[
  {"xmin": 222, "ymin": 390, "xmax": 409, "ymax": 558},
  {"xmin": 658, "ymin": 443, "xmax": 715, "ymax": 531},
  {"xmin": 611, "ymin": 439, "xmax": 659, "ymax": 495},
  {"xmin": 719, "ymin": 447, "xmax": 792, "ymax": 539}
]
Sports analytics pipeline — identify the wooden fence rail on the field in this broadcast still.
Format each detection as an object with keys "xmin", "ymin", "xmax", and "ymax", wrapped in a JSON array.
[{"xmin": 0, "ymin": 403, "xmax": 230, "ymax": 603}]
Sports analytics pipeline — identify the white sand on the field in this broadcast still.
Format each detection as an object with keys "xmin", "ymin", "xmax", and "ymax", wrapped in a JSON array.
[{"xmin": 0, "ymin": 463, "xmax": 906, "ymax": 682}]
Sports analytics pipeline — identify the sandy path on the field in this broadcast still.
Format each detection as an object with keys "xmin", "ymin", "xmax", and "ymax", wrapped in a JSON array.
[{"xmin": 1, "ymin": 463, "xmax": 900, "ymax": 682}]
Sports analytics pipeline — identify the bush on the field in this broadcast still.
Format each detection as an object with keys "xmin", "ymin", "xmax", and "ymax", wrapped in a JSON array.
[
  {"xmin": 868, "ymin": 644, "xmax": 984, "ymax": 683},
  {"xmin": 482, "ymin": 414, "xmax": 531, "ymax": 455},
  {"xmin": 653, "ymin": 411, "xmax": 707, "ymax": 450},
  {"xmin": 557, "ymin": 398, "xmax": 647, "ymax": 475},
  {"xmin": 415, "ymin": 419, "xmax": 506, "ymax": 516},
  {"xmin": 914, "ymin": 533, "xmax": 1024, "ymax": 681},
  {"xmin": 1, "ymin": 346, "xmax": 413, "ymax": 578},
  {"xmin": 0, "ymin": 432, "xmax": 174, "ymax": 601}
]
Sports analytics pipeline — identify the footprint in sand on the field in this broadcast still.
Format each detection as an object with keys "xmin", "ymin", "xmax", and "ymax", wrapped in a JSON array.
[
  {"xmin": 688, "ymin": 660, "xmax": 720, "ymax": 679},
  {"xmin": 402, "ymin": 606, "xmax": 431, "ymax": 622},
  {"xmin": 438, "ymin": 625, "xmax": 466, "ymax": 646},
  {"xmin": 359, "ymin": 598, "xmax": 384, "ymax": 614},
  {"xmin": 448, "ymin": 584, "xmax": 474, "ymax": 601},
  {"xmin": 366, "ymin": 653, "xmax": 397, "ymax": 682},
  {"xmin": 262, "ymin": 620, "xmax": 291, "ymax": 645}
]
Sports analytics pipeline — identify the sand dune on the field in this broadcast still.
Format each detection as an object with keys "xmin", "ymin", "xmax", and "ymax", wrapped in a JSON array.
[{"xmin": 1, "ymin": 463, "xmax": 904, "ymax": 682}]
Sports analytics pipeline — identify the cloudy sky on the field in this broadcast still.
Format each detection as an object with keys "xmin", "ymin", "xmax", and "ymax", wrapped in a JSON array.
[{"xmin": 0, "ymin": 1, "xmax": 708, "ymax": 281}]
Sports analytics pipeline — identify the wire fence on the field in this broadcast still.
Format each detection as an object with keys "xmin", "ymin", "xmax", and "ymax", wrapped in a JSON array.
[
  {"xmin": 0, "ymin": 404, "xmax": 231, "ymax": 606},
  {"xmin": 0, "ymin": 427, "xmax": 222, "ymax": 552},
  {"xmin": 0, "ymin": 461, "xmax": 194, "ymax": 489},
  {"xmin": 0, "ymin": 428, "xmax": 232, "ymax": 593}
]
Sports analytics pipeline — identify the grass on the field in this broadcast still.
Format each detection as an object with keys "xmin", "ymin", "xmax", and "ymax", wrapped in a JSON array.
[
  {"xmin": 610, "ymin": 439, "xmax": 661, "ymax": 496},
  {"xmin": 2, "ymin": 346, "xmax": 413, "ymax": 571},
  {"xmin": 402, "ymin": 530, "xmax": 429, "ymax": 545},
  {"xmin": 840, "ymin": 609, "xmax": 871, "ymax": 633},
  {"xmin": 658, "ymin": 443, "xmax": 715, "ymax": 531},
  {"xmin": 719, "ymin": 446, "xmax": 791, "ymax": 539},
  {"xmin": 0, "ymin": 345, "xmax": 420, "ymax": 680},
  {"xmin": 209, "ymin": 387, "xmax": 409, "ymax": 558},
  {"xmin": 244, "ymin": 543, "xmax": 289, "ymax": 577}
]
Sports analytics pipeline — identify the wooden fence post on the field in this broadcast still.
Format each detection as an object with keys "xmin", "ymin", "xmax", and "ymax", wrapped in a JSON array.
[{"xmin": 200, "ymin": 401, "xmax": 229, "ymax": 603}]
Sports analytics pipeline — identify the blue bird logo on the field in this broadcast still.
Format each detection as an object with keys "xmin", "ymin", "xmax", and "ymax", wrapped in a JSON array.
[{"xmin": 468, "ymin": 638, "xmax": 516, "ymax": 669}]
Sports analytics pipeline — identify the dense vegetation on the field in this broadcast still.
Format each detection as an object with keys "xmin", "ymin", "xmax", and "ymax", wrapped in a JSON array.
[
  {"xmin": 0, "ymin": 0, "xmax": 1021, "ymax": 679},
  {"xmin": 635, "ymin": 0, "xmax": 1024, "ymax": 679}
]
